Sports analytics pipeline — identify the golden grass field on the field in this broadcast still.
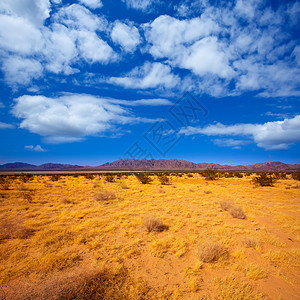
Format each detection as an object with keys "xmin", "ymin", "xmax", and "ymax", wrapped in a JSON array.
[{"xmin": 0, "ymin": 172, "xmax": 299, "ymax": 299}]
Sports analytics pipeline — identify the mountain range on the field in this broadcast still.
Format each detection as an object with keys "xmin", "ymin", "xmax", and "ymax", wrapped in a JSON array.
[{"xmin": 0, "ymin": 159, "xmax": 299, "ymax": 171}]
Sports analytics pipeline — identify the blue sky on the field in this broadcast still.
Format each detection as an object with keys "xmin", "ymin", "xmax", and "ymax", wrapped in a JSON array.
[{"xmin": 0, "ymin": 0, "xmax": 299, "ymax": 166}]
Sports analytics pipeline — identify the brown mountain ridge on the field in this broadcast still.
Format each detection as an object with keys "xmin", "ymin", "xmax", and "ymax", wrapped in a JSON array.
[{"xmin": 0, "ymin": 159, "xmax": 299, "ymax": 171}]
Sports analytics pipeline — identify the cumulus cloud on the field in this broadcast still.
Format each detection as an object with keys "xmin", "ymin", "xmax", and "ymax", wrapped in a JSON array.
[
  {"xmin": 108, "ymin": 62, "xmax": 180, "ymax": 89},
  {"xmin": 25, "ymin": 145, "xmax": 46, "ymax": 152},
  {"xmin": 180, "ymin": 115, "xmax": 300, "ymax": 150},
  {"xmin": 0, "ymin": 0, "xmax": 51, "ymax": 25},
  {"xmin": 111, "ymin": 21, "xmax": 141, "ymax": 52},
  {"xmin": 143, "ymin": 2, "xmax": 300, "ymax": 97},
  {"xmin": 0, "ymin": 2, "xmax": 114, "ymax": 86},
  {"xmin": 79, "ymin": 0, "xmax": 103, "ymax": 10},
  {"xmin": 2, "ymin": 56, "xmax": 43, "ymax": 86},
  {"xmin": 122, "ymin": 0, "xmax": 158, "ymax": 11},
  {"xmin": 11, "ymin": 94, "xmax": 169, "ymax": 143}
]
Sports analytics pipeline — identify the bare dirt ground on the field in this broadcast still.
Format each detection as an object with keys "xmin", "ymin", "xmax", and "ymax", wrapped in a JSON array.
[{"xmin": 0, "ymin": 173, "xmax": 299, "ymax": 299}]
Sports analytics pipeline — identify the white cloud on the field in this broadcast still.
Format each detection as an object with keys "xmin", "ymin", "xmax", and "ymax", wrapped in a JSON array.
[
  {"xmin": 111, "ymin": 21, "xmax": 141, "ymax": 52},
  {"xmin": 77, "ymin": 30, "xmax": 115, "ymax": 63},
  {"xmin": 0, "ymin": 121, "xmax": 14, "ymax": 129},
  {"xmin": 122, "ymin": 0, "xmax": 158, "ymax": 11},
  {"xmin": 213, "ymin": 138, "xmax": 250, "ymax": 149},
  {"xmin": 25, "ymin": 145, "xmax": 46, "ymax": 152},
  {"xmin": 0, "ymin": 0, "xmax": 51, "ymax": 25},
  {"xmin": 108, "ymin": 62, "xmax": 180, "ymax": 89},
  {"xmin": 11, "ymin": 94, "xmax": 166, "ymax": 143},
  {"xmin": 2, "ymin": 56, "xmax": 43, "ymax": 86},
  {"xmin": 54, "ymin": 4, "xmax": 105, "ymax": 31},
  {"xmin": 180, "ymin": 115, "xmax": 300, "ymax": 150},
  {"xmin": 79, "ymin": 0, "xmax": 103, "ymax": 10},
  {"xmin": 0, "ymin": 102, "xmax": 4, "ymax": 108},
  {"xmin": 0, "ymin": 14, "xmax": 43, "ymax": 55}
]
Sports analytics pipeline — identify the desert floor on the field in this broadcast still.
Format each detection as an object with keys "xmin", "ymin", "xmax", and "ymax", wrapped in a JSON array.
[{"xmin": 0, "ymin": 173, "xmax": 299, "ymax": 299}]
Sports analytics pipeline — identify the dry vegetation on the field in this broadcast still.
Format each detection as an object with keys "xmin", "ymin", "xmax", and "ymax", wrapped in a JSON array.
[{"xmin": 0, "ymin": 171, "xmax": 299, "ymax": 299}]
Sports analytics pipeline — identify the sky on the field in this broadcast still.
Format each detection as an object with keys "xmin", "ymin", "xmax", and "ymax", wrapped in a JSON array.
[{"xmin": 0, "ymin": 0, "xmax": 299, "ymax": 166}]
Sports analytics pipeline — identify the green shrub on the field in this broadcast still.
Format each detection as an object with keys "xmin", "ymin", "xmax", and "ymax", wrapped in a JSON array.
[
  {"xmin": 203, "ymin": 168, "xmax": 218, "ymax": 180},
  {"xmin": 252, "ymin": 173, "xmax": 274, "ymax": 186},
  {"xmin": 156, "ymin": 173, "xmax": 171, "ymax": 185},
  {"xmin": 291, "ymin": 171, "xmax": 300, "ymax": 181}
]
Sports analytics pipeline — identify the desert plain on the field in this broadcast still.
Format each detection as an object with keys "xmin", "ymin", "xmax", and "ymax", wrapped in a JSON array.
[{"xmin": 0, "ymin": 171, "xmax": 299, "ymax": 299}]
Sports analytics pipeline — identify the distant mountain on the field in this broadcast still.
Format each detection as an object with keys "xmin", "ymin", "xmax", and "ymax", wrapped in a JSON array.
[
  {"xmin": 98, "ymin": 159, "xmax": 300, "ymax": 171},
  {"xmin": 0, "ymin": 159, "xmax": 299, "ymax": 171},
  {"xmin": 0, "ymin": 162, "xmax": 83, "ymax": 171}
]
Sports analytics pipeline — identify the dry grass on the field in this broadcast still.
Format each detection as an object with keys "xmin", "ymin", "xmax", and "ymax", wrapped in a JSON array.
[
  {"xmin": 229, "ymin": 206, "xmax": 246, "ymax": 219},
  {"xmin": 0, "ymin": 219, "xmax": 33, "ymax": 240},
  {"xmin": 198, "ymin": 241, "xmax": 228, "ymax": 263},
  {"xmin": 94, "ymin": 190, "xmax": 116, "ymax": 203},
  {"xmin": 60, "ymin": 196, "xmax": 73, "ymax": 204},
  {"xmin": 220, "ymin": 201, "xmax": 232, "ymax": 211},
  {"xmin": 243, "ymin": 237, "xmax": 259, "ymax": 248},
  {"xmin": 143, "ymin": 215, "xmax": 169, "ymax": 232},
  {"xmin": 0, "ymin": 173, "xmax": 299, "ymax": 299}
]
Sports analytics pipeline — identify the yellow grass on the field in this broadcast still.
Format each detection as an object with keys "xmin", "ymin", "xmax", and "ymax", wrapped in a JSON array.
[{"xmin": 0, "ymin": 173, "xmax": 299, "ymax": 299}]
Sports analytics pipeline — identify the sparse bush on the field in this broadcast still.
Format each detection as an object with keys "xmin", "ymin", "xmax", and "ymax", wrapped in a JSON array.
[
  {"xmin": 135, "ymin": 173, "xmax": 152, "ymax": 184},
  {"xmin": 120, "ymin": 182, "xmax": 129, "ymax": 189},
  {"xmin": 84, "ymin": 174, "xmax": 94, "ymax": 180},
  {"xmin": 204, "ymin": 190, "xmax": 212, "ymax": 194},
  {"xmin": 198, "ymin": 242, "xmax": 228, "ymax": 263},
  {"xmin": 229, "ymin": 206, "xmax": 246, "ymax": 219},
  {"xmin": 203, "ymin": 168, "xmax": 218, "ymax": 180},
  {"xmin": 157, "ymin": 173, "xmax": 171, "ymax": 185},
  {"xmin": 220, "ymin": 201, "xmax": 232, "ymax": 211},
  {"xmin": 0, "ymin": 219, "xmax": 33, "ymax": 240},
  {"xmin": 273, "ymin": 172, "xmax": 287, "ymax": 180},
  {"xmin": 252, "ymin": 173, "xmax": 274, "ymax": 186},
  {"xmin": 105, "ymin": 174, "xmax": 115, "ymax": 183},
  {"xmin": 291, "ymin": 171, "xmax": 300, "ymax": 181},
  {"xmin": 50, "ymin": 174, "xmax": 61, "ymax": 181},
  {"xmin": 235, "ymin": 172, "xmax": 243, "ymax": 178},
  {"xmin": 243, "ymin": 237, "xmax": 259, "ymax": 248},
  {"xmin": 94, "ymin": 190, "xmax": 116, "ymax": 203},
  {"xmin": 60, "ymin": 196, "xmax": 73, "ymax": 204},
  {"xmin": 21, "ymin": 191, "xmax": 33, "ymax": 203},
  {"xmin": 143, "ymin": 215, "xmax": 168, "ymax": 232}
]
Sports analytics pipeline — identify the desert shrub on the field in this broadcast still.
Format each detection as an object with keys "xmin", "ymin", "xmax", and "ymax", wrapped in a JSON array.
[
  {"xmin": 204, "ymin": 190, "xmax": 212, "ymax": 194},
  {"xmin": 105, "ymin": 174, "xmax": 115, "ymax": 182},
  {"xmin": 252, "ymin": 173, "xmax": 274, "ymax": 186},
  {"xmin": 135, "ymin": 173, "xmax": 152, "ymax": 184},
  {"xmin": 60, "ymin": 196, "xmax": 73, "ymax": 204},
  {"xmin": 220, "ymin": 201, "xmax": 232, "ymax": 211},
  {"xmin": 229, "ymin": 206, "xmax": 246, "ymax": 219},
  {"xmin": 243, "ymin": 238, "xmax": 259, "ymax": 248},
  {"xmin": 120, "ymin": 182, "xmax": 129, "ymax": 189},
  {"xmin": 198, "ymin": 242, "xmax": 228, "ymax": 263},
  {"xmin": 0, "ymin": 176, "xmax": 11, "ymax": 189},
  {"xmin": 0, "ymin": 219, "xmax": 33, "ymax": 240},
  {"xmin": 273, "ymin": 172, "xmax": 287, "ymax": 180},
  {"xmin": 157, "ymin": 173, "xmax": 171, "ymax": 185},
  {"xmin": 7, "ymin": 267, "xmax": 151, "ymax": 300},
  {"xmin": 224, "ymin": 172, "xmax": 234, "ymax": 178},
  {"xmin": 143, "ymin": 215, "xmax": 168, "ymax": 232},
  {"xmin": 291, "ymin": 171, "xmax": 300, "ymax": 181},
  {"xmin": 16, "ymin": 182, "xmax": 29, "ymax": 191},
  {"xmin": 187, "ymin": 173, "xmax": 193, "ymax": 178},
  {"xmin": 94, "ymin": 190, "xmax": 116, "ymax": 203},
  {"xmin": 84, "ymin": 174, "xmax": 95, "ymax": 180},
  {"xmin": 203, "ymin": 168, "xmax": 217, "ymax": 180},
  {"xmin": 50, "ymin": 174, "xmax": 61, "ymax": 181},
  {"xmin": 234, "ymin": 172, "xmax": 243, "ymax": 178},
  {"xmin": 21, "ymin": 191, "xmax": 33, "ymax": 203}
]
